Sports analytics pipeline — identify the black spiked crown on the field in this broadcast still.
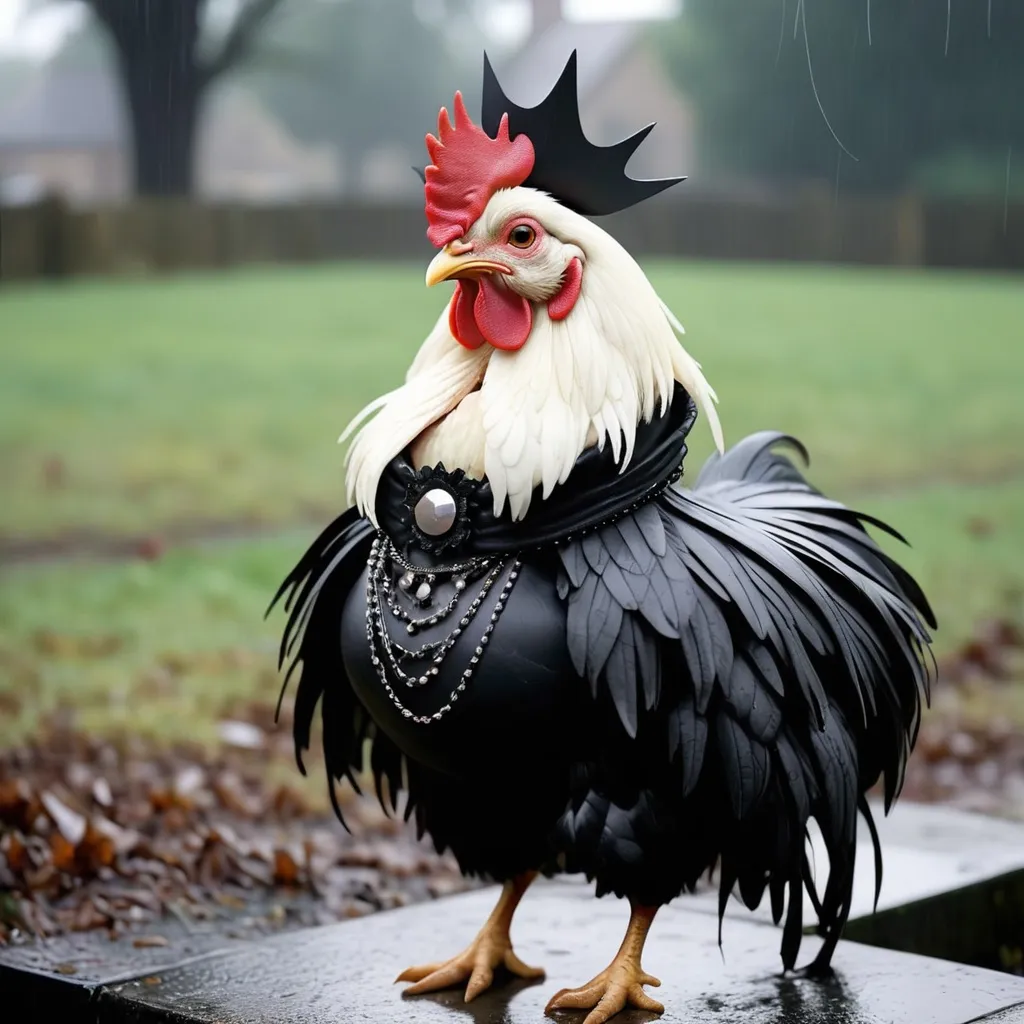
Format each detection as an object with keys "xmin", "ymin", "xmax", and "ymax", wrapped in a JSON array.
[
  {"xmin": 481, "ymin": 50, "xmax": 684, "ymax": 215},
  {"xmin": 417, "ymin": 50, "xmax": 685, "ymax": 217}
]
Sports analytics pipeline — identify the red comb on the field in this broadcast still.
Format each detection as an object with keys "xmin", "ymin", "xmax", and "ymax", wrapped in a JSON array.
[{"xmin": 424, "ymin": 92, "xmax": 535, "ymax": 248}]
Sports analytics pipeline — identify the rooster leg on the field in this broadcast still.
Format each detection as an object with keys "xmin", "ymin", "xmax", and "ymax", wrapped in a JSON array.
[
  {"xmin": 545, "ymin": 900, "xmax": 663, "ymax": 1024},
  {"xmin": 396, "ymin": 870, "xmax": 544, "ymax": 1002}
]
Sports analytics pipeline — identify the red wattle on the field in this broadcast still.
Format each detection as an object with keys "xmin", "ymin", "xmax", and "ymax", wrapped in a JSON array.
[
  {"xmin": 450, "ymin": 280, "xmax": 486, "ymax": 349},
  {"xmin": 547, "ymin": 257, "xmax": 583, "ymax": 321},
  {"xmin": 473, "ymin": 277, "xmax": 533, "ymax": 351}
]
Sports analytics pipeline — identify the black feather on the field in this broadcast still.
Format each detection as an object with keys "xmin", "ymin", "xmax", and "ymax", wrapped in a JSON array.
[
  {"xmin": 605, "ymin": 625, "xmax": 639, "ymax": 737},
  {"xmin": 781, "ymin": 864, "xmax": 805, "ymax": 971},
  {"xmin": 271, "ymin": 512, "xmax": 411, "ymax": 829},
  {"xmin": 555, "ymin": 426, "xmax": 933, "ymax": 973},
  {"xmin": 587, "ymin": 579, "xmax": 624, "ymax": 681},
  {"xmin": 717, "ymin": 713, "xmax": 770, "ymax": 820},
  {"xmin": 634, "ymin": 618, "xmax": 662, "ymax": 710},
  {"xmin": 858, "ymin": 793, "xmax": 884, "ymax": 913},
  {"xmin": 667, "ymin": 694, "xmax": 708, "ymax": 796}
]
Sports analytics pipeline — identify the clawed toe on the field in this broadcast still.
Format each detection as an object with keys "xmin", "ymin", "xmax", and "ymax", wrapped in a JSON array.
[
  {"xmin": 397, "ymin": 941, "xmax": 545, "ymax": 1002},
  {"xmin": 399, "ymin": 959, "xmax": 473, "ymax": 997},
  {"xmin": 545, "ymin": 967, "xmax": 664, "ymax": 1024},
  {"xmin": 397, "ymin": 873, "xmax": 543, "ymax": 1003},
  {"xmin": 395, "ymin": 963, "xmax": 446, "ymax": 984}
]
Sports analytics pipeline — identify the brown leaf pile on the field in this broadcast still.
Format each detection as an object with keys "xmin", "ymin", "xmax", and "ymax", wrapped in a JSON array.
[
  {"xmin": 0, "ymin": 724, "xmax": 471, "ymax": 945},
  {"xmin": 901, "ymin": 715, "xmax": 1024, "ymax": 816},
  {"xmin": 897, "ymin": 618, "xmax": 1024, "ymax": 817},
  {"xmin": 937, "ymin": 618, "xmax": 1024, "ymax": 686}
]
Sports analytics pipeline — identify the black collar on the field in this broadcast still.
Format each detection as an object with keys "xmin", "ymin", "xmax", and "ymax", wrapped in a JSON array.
[{"xmin": 375, "ymin": 384, "xmax": 697, "ymax": 559}]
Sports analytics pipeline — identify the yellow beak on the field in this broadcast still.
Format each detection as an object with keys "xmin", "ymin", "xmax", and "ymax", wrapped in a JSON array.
[{"xmin": 425, "ymin": 247, "xmax": 511, "ymax": 287}]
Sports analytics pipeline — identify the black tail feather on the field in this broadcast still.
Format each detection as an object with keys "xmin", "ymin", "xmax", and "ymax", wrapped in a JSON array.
[
  {"xmin": 558, "ymin": 427, "xmax": 935, "ymax": 974},
  {"xmin": 268, "ymin": 509, "xmax": 412, "ymax": 828}
]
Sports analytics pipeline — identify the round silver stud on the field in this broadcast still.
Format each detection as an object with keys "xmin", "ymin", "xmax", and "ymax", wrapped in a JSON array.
[{"xmin": 413, "ymin": 488, "xmax": 458, "ymax": 537}]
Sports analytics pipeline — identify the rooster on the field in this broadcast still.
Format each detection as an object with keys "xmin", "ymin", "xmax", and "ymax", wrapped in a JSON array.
[{"xmin": 272, "ymin": 52, "xmax": 934, "ymax": 1024}]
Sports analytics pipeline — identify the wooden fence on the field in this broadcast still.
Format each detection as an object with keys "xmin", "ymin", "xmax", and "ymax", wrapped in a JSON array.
[{"xmin": 2, "ymin": 190, "xmax": 1022, "ymax": 282}]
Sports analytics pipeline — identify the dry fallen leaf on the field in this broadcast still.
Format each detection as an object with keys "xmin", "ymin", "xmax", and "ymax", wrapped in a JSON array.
[
  {"xmin": 3, "ymin": 833, "xmax": 28, "ymax": 873},
  {"xmin": 175, "ymin": 765, "xmax": 206, "ymax": 798},
  {"xmin": 79, "ymin": 822, "xmax": 117, "ymax": 870},
  {"xmin": 92, "ymin": 777, "xmax": 114, "ymax": 809},
  {"xmin": 50, "ymin": 833, "xmax": 77, "ymax": 872},
  {"xmin": 217, "ymin": 720, "xmax": 264, "ymax": 750},
  {"xmin": 0, "ymin": 779, "xmax": 37, "ymax": 831},
  {"xmin": 41, "ymin": 790, "xmax": 87, "ymax": 846},
  {"xmin": 273, "ymin": 849, "xmax": 300, "ymax": 887}
]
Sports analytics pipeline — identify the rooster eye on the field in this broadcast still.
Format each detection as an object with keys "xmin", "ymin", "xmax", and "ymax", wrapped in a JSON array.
[{"xmin": 508, "ymin": 224, "xmax": 536, "ymax": 249}]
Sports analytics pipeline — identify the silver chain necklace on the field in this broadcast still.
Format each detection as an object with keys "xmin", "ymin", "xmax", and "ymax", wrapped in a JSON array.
[{"xmin": 364, "ymin": 534, "xmax": 522, "ymax": 725}]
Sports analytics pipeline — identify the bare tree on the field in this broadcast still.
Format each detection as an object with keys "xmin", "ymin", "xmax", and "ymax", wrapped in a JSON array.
[{"xmin": 82, "ymin": 0, "xmax": 285, "ymax": 196}]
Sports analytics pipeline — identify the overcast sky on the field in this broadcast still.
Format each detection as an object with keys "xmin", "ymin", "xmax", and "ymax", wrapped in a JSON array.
[{"xmin": 0, "ymin": 0, "xmax": 682, "ymax": 60}]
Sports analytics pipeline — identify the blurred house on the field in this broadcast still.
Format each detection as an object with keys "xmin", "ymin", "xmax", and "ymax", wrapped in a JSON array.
[
  {"xmin": 198, "ymin": 88, "xmax": 340, "ymax": 202},
  {"xmin": 0, "ymin": 67, "xmax": 340, "ymax": 203},
  {"xmin": 329, "ymin": 0, "xmax": 695, "ymax": 201},
  {"xmin": 0, "ymin": 69, "xmax": 124, "ymax": 202},
  {"xmin": 493, "ymin": 0, "xmax": 695, "ymax": 182}
]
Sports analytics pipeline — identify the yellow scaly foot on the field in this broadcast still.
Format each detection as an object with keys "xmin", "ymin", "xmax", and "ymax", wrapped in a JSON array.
[
  {"xmin": 545, "ymin": 901, "xmax": 664, "ymax": 1024},
  {"xmin": 397, "ymin": 871, "xmax": 545, "ymax": 1003}
]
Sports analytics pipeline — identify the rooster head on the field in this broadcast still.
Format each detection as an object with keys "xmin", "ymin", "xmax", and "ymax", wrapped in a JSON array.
[
  {"xmin": 342, "ymin": 54, "xmax": 724, "ymax": 524},
  {"xmin": 421, "ymin": 93, "xmax": 583, "ymax": 353}
]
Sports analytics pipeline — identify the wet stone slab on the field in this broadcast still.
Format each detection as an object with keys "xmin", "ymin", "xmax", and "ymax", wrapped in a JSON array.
[
  {"xmin": 3, "ymin": 801, "xmax": 1024, "ymax": 1023},
  {"xmin": 96, "ymin": 882, "xmax": 1024, "ymax": 1024},
  {"xmin": 0, "ymin": 891, "xmax": 329, "ymax": 1017}
]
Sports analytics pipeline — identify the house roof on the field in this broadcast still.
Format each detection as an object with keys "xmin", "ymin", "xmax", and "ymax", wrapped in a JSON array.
[
  {"xmin": 0, "ymin": 69, "xmax": 124, "ymax": 149},
  {"xmin": 492, "ymin": 19, "xmax": 641, "ymax": 108}
]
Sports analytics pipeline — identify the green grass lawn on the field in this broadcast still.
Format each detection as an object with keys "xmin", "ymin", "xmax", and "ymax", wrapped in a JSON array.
[
  {"xmin": 2, "ymin": 261, "xmax": 1023, "ymax": 541},
  {"xmin": 1, "ymin": 260, "xmax": 1022, "ymax": 747}
]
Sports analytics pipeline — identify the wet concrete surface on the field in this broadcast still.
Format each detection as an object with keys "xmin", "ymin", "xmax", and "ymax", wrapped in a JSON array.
[
  {"xmin": 0, "ymin": 891, "xmax": 325, "ymax": 1014},
  {"xmin": 93, "ymin": 882, "xmax": 1024, "ymax": 1024},
  {"xmin": 4, "ymin": 802, "xmax": 1024, "ymax": 1022}
]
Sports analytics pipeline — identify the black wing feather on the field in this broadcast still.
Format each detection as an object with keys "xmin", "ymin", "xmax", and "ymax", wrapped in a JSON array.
[
  {"xmin": 667, "ymin": 693, "xmax": 708, "ymax": 797},
  {"xmin": 269, "ymin": 511, "xmax": 409, "ymax": 827},
  {"xmin": 556, "ymin": 428, "xmax": 934, "ymax": 972}
]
